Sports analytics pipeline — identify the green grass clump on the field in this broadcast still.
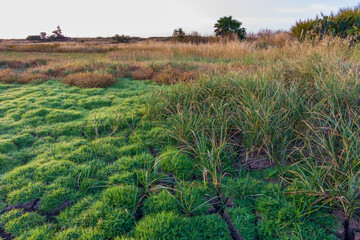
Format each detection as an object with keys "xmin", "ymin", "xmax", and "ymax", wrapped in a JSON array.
[
  {"xmin": 72, "ymin": 200, "xmax": 135, "ymax": 238},
  {"xmin": 0, "ymin": 209, "xmax": 23, "ymax": 226},
  {"xmin": 53, "ymin": 228, "xmax": 82, "ymax": 240},
  {"xmin": 102, "ymin": 185, "xmax": 140, "ymax": 210},
  {"xmin": 39, "ymin": 185, "xmax": 79, "ymax": 213},
  {"xmin": 227, "ymin": 206, "xmax": 257, "ymax": 240},
  {"xmin": 11, "ymin": 133, "xmax": 36, "ymax": 148},
  {"xmin": 143, "ymin": 189, "xmax": 180, "ymax": 215},
  {"xmin": 133, "ymin": 211, "xmax": 231, "ymax": 240},
  {"xmin": 45, "ymin": 109, "xmax": 83, "ymax": 123},
  {"xmin": 17, "ymin": 224, "xmax": 55, "ymax": 240},
  {"xmin": 4, "ymin": 211, "xmax": 46, "ymax": 237},
  {"xmin": 159, "ymin": 147, "xmax": 198, "ymax": 180},
  {"xmin": 0, "ymin": 140, "xmax": 17, "ymax": 154},
  {"xmin": 6, "ymin": 181, "xmax": 44, "ymax": 204},
  {"xmin": 78, "ymin": 96, "xmax": 113, "ymax": 110}
]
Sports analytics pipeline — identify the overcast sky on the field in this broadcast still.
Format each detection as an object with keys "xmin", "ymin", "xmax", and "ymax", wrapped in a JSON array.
[{"xmin": 1, "ymin": 0, "xmax": 359, "ymax": 39}]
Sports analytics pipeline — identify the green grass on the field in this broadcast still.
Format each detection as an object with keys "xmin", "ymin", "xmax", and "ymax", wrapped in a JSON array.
[
  {"xmin": 0, "ymin": 76, "xmax": 340, "ymax": 239},
  {"xmin": 1, "ymin": 40, "xmax": 358, "ymax": 239}
]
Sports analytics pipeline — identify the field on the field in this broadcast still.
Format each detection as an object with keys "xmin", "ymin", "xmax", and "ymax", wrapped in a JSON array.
[{"xmin": 1, "ymin": 37, "xmax": 360, "ymax": 240}]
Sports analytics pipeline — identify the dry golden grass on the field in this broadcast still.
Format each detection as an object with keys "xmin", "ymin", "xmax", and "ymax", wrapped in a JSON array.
[
  {"xmin": 131, "ymin": 67, "xmax": 154, "ymax": 80},
  {"xmin": 17, "ymin": 73, "xmax": 49, "ymax": 84},
  {"xmin": 62, "ymin": 72, "xmax": 117, "ymax": 88},
  {"xmin": 153, "ymin": 67, "xmax": 199, "ymax": 84},
  {"xmin": 0, "ymin": 69, "xmax": 18, "ymax": 83},
  {"xmin": 0, "ymin": 36, "xmax": 357, "ymax": 87}
]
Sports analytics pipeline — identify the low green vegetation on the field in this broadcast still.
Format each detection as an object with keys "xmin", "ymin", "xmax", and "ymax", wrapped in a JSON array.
[{"xmin": 0, "ymin": 74, "xmax": 345, "ymax": 239}]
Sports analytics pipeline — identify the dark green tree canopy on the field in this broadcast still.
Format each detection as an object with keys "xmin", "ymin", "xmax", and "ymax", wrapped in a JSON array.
[
  {"xmin": 214, "ymin": 16, "xmax": 246, "ymax": 40},
  {"xmin": 172, "ymin": 28, "xmax": 186, "ymax": 39}
]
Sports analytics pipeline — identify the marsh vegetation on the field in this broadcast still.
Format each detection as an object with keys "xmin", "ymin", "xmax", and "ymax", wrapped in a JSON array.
[{"xmin": 1, "ymin": 10, "xmax": 360, "ymax": 239}]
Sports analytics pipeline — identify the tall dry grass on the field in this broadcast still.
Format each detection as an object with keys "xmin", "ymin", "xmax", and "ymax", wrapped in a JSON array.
[{"xmin": 144, "ymin": 38, "xmax": 360, "ymax": 225}]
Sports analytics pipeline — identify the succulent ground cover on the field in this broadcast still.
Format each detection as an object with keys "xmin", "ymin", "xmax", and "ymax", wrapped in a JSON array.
[{"xmin": 1, "ymin": 39, "xmax": 360, "ymax": 239}]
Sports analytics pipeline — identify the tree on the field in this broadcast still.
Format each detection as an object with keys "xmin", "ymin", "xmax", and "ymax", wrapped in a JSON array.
[
  {"xmin": 39, "ymin": 32, "xmax": 47, "ymax": 40},
  {"xmin": 112, "ymin": 34, "xmax": 131, "ymax": 43},
  {"xmin": 214, "ymin": 16, "xmax": 246, "ymax": 40},
  {"xmin": 172, "ymin": 28, "xmax": 186, "ymax": 41},
  {"xmin": 52, "ymin": 25, "xmax": 64, "ymax": 39}
]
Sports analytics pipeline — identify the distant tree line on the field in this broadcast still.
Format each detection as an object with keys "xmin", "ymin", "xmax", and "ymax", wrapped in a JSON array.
[
  {"xmin": 26, "ymin": 17, "xmax": 247, "ymax": 44},
  {"xmin": 26, "ymin": 26, "xmax": 68, "ymax": 42}
]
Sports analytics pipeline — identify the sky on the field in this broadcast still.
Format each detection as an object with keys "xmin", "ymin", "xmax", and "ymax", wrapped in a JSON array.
[{"xmin": 0, "ymin": 0, "xmax": 359, "ymax": 39}]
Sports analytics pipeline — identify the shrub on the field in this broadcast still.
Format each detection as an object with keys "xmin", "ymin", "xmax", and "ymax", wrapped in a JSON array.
[
  {"xmin": 0, "ymin": 69, "xmax": 18, "ymax": 83},
  {"xmin": 254, "ymin": 29, "xmax": 291, "ymax": 48},
  {"xmin": 113, "ymin": 34, "xmax": 131, "ymax": 43},
  {"xmin": 62, "ymin": 72, "xmax": 117, "ymax": 88},
  {"xmin": 131, "ymin": 67, "xmax": 154, "ymax": 80},
  {"xmin": 172, "ymin": 28, "xmax": 186, "ymax": 41},
  {"xmin": 290, "ymin": 5, "xmax": 360, "ymax": 41},
  {"xmin": 184, "ymin": 32, "xmax": 213, "ymax": 44},
  {"xmin": 290, "ymin": 18, "xmax": 318, "ymax": 38},
  {"xmin": 26, "ymin": 35, "xmax": 41, "ymax": 41},
  {"xmin": 0, "ymin": 61, "xmax": 26, "ymax": 69}
]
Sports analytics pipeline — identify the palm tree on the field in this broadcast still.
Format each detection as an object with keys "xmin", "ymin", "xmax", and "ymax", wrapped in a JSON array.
[{"xmin": 214, "ymin": 16, "xmax": 246, "ymax": 40}]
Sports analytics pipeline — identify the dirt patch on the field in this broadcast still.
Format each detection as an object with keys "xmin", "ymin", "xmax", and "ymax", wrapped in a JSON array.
[
  {"xmin": 332, "ymin": 210, "xmax": 360, "ymax": 240},
  {"xmin": 207, "ymin": 195, "xmax": 235, "ymax": 215},
  {"xmin": 0, "ymin": 199, "xmax": 41, "ymax": 240},
  {"xmin": 0, "ymin": 198, "xmax": 40, "ymax": 214},
  {"xmin": 0, "ymin": 227, "xmax": 13, "ymax": 240},
  {"xmin": 233, "ymin": 150, "xmax": 277, "ymax": 170},
  {"xmin": 225, "ymin": 197, "xmax": 235, "ymax": 208},
  {"xmin": 243, "ymin": 154, "xmax": 275, "ymax": 170}
]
